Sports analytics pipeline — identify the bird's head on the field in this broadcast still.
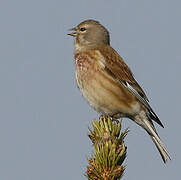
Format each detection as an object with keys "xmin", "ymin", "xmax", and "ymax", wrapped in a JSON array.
[{"xmin": 68, "ymin": 20, "xmax": 110, "ymax": 50}]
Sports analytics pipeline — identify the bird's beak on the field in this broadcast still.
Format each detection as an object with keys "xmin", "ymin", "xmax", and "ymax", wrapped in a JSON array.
[{"xmin": 67, "ymin": 27, "xmax": 77, "ymax": 37}]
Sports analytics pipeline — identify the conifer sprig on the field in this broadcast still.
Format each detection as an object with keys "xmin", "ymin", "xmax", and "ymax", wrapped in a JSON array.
[{"xmin": 86, "ymin": 116, "xmax": 128, "ymax": 180}]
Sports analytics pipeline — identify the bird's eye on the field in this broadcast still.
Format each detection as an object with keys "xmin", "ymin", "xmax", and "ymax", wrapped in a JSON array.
[{"xmin": 80, "ymin": 27, "xmax": 86, "ymax": 32}]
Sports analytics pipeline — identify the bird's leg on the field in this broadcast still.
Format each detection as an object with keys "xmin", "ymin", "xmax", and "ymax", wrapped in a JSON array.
[
  {"xmin": 99, "ymin": 114, "xmax": 109, "ymax": 121},
  {"xmin": 111, "ymin": 114, "xmax": 121, "ymax": 124},
  {"xmin": 99, "ymin": 114, "xmax": 120, "ymax": 124},
  {"xmin": 111, "ymin": 117, "xmax": 119, "ymax": 124}
]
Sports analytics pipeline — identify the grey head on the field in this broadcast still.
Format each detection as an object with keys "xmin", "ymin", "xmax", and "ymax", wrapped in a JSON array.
[{"xmin": 68, "ymin": 20, "xmax": 110, "ymax": 49}]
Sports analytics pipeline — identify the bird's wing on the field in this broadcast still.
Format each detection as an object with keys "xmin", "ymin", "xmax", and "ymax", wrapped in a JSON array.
[{"xmin": 98, "ymin": 46, "xmax": 164, "ymax": 127}]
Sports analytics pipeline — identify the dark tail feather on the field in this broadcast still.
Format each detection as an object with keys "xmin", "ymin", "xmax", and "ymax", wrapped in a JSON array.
[
  {"xmin": 151, "ymin": 135, "xmax": 171, "ymax": 163},
  {"xmin": 143, "ymin": 117, "xmax": 171, "ymax": 163},
  {"xmin": 134, "ymin": 110, "xmax": 171, "ymax": 163},
  {"xmin": 148, "ymin": 108, "xmax": 164, "ymax": 128}
]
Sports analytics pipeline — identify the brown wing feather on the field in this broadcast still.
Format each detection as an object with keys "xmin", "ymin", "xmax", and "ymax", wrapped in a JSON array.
[
  {"xmin": 97, "ymin": 46, "xmax": 164, "ymax": 127},
  {"xmin": 98, "ymin": 46, "xmax": 148, "ymax": 100}
]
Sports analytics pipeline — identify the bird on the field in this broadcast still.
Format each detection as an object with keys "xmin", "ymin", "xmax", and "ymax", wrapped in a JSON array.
[{"xmin": 68, "ymin": 19, "xmax": 170, "ymax": 163}]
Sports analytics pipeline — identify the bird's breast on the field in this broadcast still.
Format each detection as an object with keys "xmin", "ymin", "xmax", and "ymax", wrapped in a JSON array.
[
  {"xmin": 74, "ymin": 51, "xmax": 139, "ymax": 116},
  {"xmin": 74, "ymin": 52, "xmax": 98, "ymax": 86},
  {"xmin": 74, "ymin": 53, "xmax": 92, "ymax": 74}
]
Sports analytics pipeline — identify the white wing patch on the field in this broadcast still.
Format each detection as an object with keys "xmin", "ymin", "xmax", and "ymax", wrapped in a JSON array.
[
  {"xmin": 122, "ymin": 81, "xmax": 153, "ymax": 113},
  {"xmin": 125, "ymin": 82, "xmax": 148, "ymax": 104}
]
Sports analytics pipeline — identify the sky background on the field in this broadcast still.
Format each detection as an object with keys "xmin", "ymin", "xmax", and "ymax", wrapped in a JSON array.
[{"xmin": 0, "ymin": 0, "xmax": 180, "ymax": 179}]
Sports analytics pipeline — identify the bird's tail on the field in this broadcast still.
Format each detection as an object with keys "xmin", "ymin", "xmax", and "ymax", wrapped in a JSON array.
[
  {"xmin": 150, "ymin": 135, "xmax": 170, "ymax": 163},
  {"xmin": 134, "ymin": 110, "xmax": 171, "ymax": 163}
]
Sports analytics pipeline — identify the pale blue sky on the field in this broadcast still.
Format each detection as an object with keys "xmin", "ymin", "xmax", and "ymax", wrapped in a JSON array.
[{"xmin": 0, "ymin": 0, "xmax": 180, "ymax": 179}]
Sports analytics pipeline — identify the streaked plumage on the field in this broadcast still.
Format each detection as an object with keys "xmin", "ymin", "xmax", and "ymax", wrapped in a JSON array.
[{"xmin": 68, "ymin": 19, "xmax": 170, "ymax": 163}]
